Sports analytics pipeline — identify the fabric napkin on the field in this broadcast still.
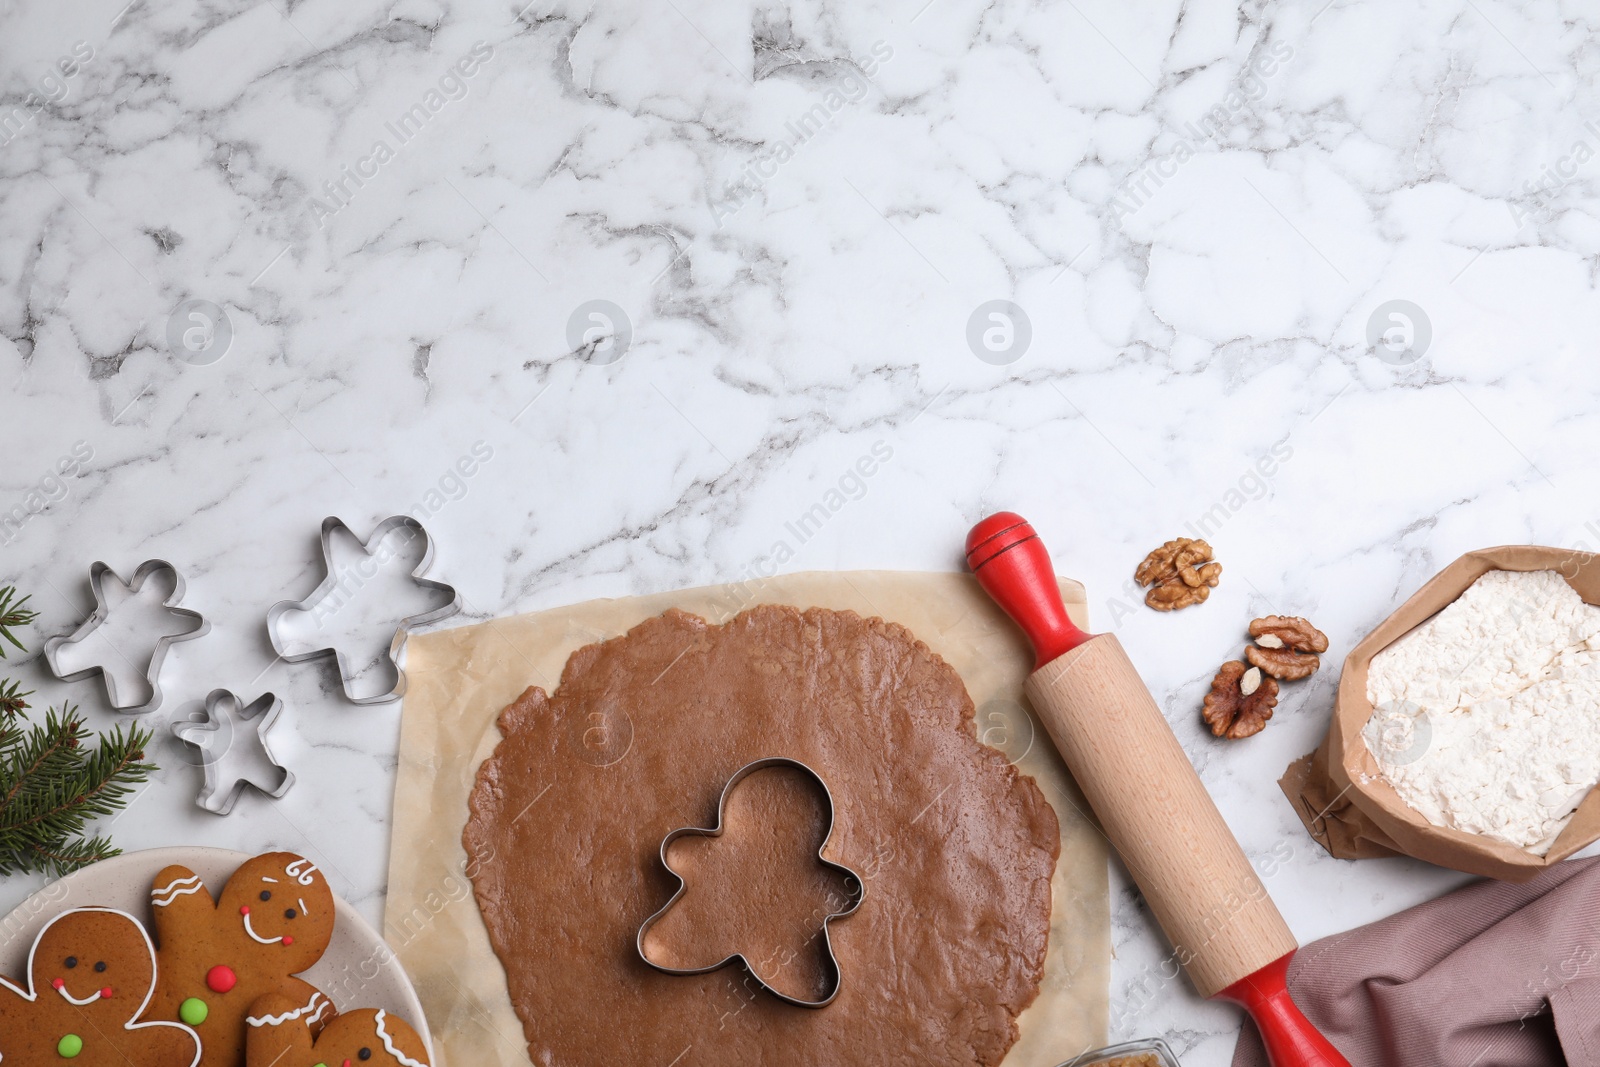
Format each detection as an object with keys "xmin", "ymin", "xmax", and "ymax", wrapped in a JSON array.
[{"xmin": 1232, "ymin": 857, "xmax": 1600, "ymax": 1067}]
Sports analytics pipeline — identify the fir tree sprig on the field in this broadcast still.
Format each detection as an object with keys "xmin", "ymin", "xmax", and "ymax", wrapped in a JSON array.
[
  {"xmin": 0, "ymin": 678, "xmax": 29, "ymax": 719},
  {"xmin": 0, "ymin": 709, "xmax": 155, "ymax": 877},
  {"xmin": 0, "ymin": 586, "xmax": 37, "ymax": 659},
  {"xmin": 0, "ymin": 585, "xmax": 157, "ymax": 878}
]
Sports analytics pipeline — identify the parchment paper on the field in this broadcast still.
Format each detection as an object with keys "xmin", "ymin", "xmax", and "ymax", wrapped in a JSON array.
[
  {"xmin": 1284, "ymin": 546, "xmax": 1600, "ymax": 882},
  {"xmin": 386, "ymin": 571, "xmax": 1110, "ymax": 1066}
]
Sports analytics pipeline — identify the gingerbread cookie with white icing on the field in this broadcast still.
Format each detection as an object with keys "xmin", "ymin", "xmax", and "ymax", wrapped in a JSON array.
[
  {"xmin": 0, "ymin": 906, "xmax": 200, "ymax": 1066},
  {"xmin": 245, "ymin": 994, "xmax": 430, "ymax": 1067},
  {"xmin": 148, "ymin": 852, "xmax": 337, "ymax": 1067}
]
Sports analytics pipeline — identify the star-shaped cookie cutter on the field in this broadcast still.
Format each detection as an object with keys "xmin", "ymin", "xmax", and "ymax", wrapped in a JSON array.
[
  {"xmin": 43, "ymin": 559, "xmax": 210, "ymax": 714},
  {"xmin": 635, "ymin": 757, "xmax": 865, "ymax": 1008},
  {"xmin": 172, "ymin": 689, "xmax": 294, "ymax": 814},
  {"xmin": 265, "ymin": 515, "xmax": 461, "ymax": 705}
]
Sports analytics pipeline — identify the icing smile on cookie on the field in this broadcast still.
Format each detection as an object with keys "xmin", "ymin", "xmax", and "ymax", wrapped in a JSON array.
[
  {"xmin": 238, "ymin": 906, "xmax": 294, "ymax": 947},
  {"xmin": 51, "ymin": 977, "xmax": 111, "ymax": 1005},
  {"xmin": 51, "ymin": 955, "xmax": 113, "ymax": 1004}
]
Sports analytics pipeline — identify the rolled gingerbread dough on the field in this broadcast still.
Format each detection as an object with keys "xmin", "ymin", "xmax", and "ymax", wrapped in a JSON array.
[{"xmin": 387, "ymin": 572, "xmax": 1109, "ymax": 1066}]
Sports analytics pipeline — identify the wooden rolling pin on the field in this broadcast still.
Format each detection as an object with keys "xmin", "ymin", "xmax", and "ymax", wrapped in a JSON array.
[{"xmin": 966, "ymin": 513, "xmax": 1348, "ymax": 1067}]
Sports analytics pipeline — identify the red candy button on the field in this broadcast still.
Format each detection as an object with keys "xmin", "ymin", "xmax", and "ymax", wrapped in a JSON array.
[
  {"xmin": 99, "ymin": 987, "xmax": 112, "ymax": 999},
  {"xmin": 51, "ymin": 978, "xmax": 64, "ymax": 990},
  {"xmin": 205, "ymin": 966, "xmax": 236, "ymax": 994},
  {"xmin": 282, "ymin": 936, "xmax": 293, "ymax": 947}
]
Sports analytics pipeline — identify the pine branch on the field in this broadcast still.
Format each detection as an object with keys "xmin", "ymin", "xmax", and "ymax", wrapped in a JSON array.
[
  {"xmin": 3, "ymin": 712, "xmax": 154, "ymax": 831},
  {"xmin": 0, "ymin": 587, "xmax": 158, "ymax": 878},
  {"xmin": 25, "ymin": 834, "xmax": 124, "ymax": 873},
  {"xmin": 0, "ymin": 587, "xmax": 36, "ymax": 659},
  {"xmin": 0, "ymin": 713, "xmax": 155, "ymax": 878},
  {"xmin": 0, "ymin": 678, "xmax": 27, "ymax": 719},
  {"xmin": 2, "ymin": 708, "xmax": 82, "ymax": 813}
]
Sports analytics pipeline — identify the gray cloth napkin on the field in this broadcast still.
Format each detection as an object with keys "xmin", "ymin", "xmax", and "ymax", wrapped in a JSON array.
[{"xmin": 1232, "ymin": 856, "xmax": 1600, "ymax": 1067}]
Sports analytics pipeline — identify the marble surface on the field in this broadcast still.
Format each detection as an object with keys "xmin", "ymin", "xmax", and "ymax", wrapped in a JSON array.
[{"xmin": 4, "ymin": 0, "xmax": 1600, "ymax": 1062}]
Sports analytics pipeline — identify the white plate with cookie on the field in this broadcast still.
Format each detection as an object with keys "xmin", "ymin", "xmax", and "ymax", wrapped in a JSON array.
[{"xmin": 0, "ymin": 846, "xmax": 432, "ymax": 1057}]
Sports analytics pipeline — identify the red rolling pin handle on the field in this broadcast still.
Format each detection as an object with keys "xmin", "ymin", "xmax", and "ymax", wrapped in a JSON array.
[
  {"xmin": 965, "ymin": 512, "xmax": 1349, "ymax": 1067},
  {"xmin": 1218, "ymin": 954, "xmax": 1348, "ymax": 1067},
  {"xmin": 965, "ymin": 513, "xmax": 1091, "ymax": 669}
]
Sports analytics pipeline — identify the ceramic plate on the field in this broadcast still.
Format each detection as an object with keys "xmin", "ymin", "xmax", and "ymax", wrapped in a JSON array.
[{"xmin": 0, "ymin": 847, "xmax": 431, "ymax": 1055}]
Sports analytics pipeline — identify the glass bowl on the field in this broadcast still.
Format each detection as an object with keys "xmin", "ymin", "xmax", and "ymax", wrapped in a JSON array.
[{"xmin": 1054, "ymin": 1037, "xmax": 1181, "ymax": 1067}]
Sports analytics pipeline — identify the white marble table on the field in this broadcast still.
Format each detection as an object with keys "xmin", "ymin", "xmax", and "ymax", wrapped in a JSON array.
[{"xmin": 5, "ymin": 0, "xmax": 1600, "ymax": 1062}]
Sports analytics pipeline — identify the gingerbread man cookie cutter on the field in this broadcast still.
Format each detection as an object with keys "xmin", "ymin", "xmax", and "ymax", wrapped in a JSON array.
[
  {"xmin": 265, "ymin": 516, "xmax": 461, "ymax": 705},
  {"xmin": 635, "ymin": 757, "xmax": 865, "ymax": 1008},
  {"xmin": 43, "ymin": 559, "xmax": 209, "ymax": 713},
  {"xmin": 172, "ymin": 689, "xmax": 294, "ymax": 815}
]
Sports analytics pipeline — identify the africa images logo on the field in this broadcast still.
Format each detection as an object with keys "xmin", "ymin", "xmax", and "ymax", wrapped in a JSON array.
[
  {"xmin": 1366, "ymin": 300, "xmax": 1431, "ymax": 367},
  {"xmin": 166, "ymin": 299, "xmax": 233, "ymax": 366}
]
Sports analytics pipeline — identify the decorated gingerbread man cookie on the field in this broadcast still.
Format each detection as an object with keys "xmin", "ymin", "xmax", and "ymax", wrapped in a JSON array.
[
  {"xmin": 245, "ymin": 994, "xmax": 431, "ymax": 1067},
  {"xmin": 0, "ymin": 906, "xmax": 200, "ymax": 1066},
  {"xmin": 148, "ymin": 852, "xmax": 337, "ymax": 1067}
]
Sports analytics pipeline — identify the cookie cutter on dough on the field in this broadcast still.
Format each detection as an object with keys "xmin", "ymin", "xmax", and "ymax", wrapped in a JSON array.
[
  {"xmin": 43, "ymin": 559, "xmax": 210, "ymax": 714},
  {"xmin": 265, "ymin": 515, "xmax": 461, "ymax": 705},
  {"xmin": 635, "ymin": 756, "xmax": 865, "ymax": 1008},
  {"xmin": 172, "ymin": 688, "xmax": 294, "ymax": 815}
]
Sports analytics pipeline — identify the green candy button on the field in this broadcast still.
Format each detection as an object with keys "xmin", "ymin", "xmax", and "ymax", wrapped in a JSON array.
[
  {"xmin": 179, "ymin": 997, "xmax": 209, "ymax": 1025},
  {"xmin": 57, "ymin": 1033, "xmax": 82, "ymax": 1058}
]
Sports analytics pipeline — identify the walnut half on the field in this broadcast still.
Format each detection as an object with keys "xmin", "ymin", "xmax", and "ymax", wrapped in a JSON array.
[
  {"xmin": 1203, "ymin": 660, "xmax": 1280, "ymax": 739},
  {"xmin": 1245, "ymin": 615, "xmax": 1328, "ymax": 679},
  {"xmin": 1135, "ymin": 538, "xmax": 1222, "ymax": 612}
]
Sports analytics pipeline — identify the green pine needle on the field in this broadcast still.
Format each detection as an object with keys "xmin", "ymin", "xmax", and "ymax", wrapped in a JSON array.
[
  {"xmin": 0, "ymin": 678, "xmax": 28, "ymax": 718},
  {"xmin": 0, "ymin": 708, "xmax": 156, "ymax": 878},
  {"xmin": 0, "ymin": 587, "xmax": 36, "ymax": 659},
  {"xmin": 0, "ymin": 587, "xmax": 156, "ymax": 878}
]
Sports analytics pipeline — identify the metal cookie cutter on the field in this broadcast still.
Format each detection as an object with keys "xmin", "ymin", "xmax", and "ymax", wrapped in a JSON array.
[
  {"xmin": 635, "ymin": 757, "xmax": 864, "ymax": 1008},
  {"xmin": 43, "ymin": 559, "xmax": 209, "ymax": 714},
  {"xmin": 172, "ymin": 689, "xmax": 294, "ymax": 814},
  {"xmin": 265, "ymin": 515, "xmax": 461, "ymax": 705}
]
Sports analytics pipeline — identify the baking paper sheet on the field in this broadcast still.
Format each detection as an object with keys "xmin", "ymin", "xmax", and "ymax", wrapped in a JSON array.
[{"xmin": 386, "ymin": 571, "xmax": 1110, "ymax": 1066}]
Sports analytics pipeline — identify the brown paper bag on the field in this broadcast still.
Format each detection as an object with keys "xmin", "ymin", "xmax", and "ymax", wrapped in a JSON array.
[{"xmin": 1284, "ymin": 546, "xmax": 1600, "ymax": 882}]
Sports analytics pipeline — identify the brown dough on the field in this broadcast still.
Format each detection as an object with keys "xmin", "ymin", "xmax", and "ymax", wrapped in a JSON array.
[{"xmin": 464, "ymin": 605, "xmax": 1060, "ymax": 1067}]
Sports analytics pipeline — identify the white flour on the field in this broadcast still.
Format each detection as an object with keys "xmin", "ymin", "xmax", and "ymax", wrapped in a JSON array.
[{"xmin": 1363, "ymin": 568, "xmax": 1600, "ymax": 853}]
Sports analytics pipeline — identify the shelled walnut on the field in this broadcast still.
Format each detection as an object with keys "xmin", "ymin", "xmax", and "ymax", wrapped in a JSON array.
[
  {"xmin": 1203, "ymin": 661, "xmax": 1279, "ymax": 739},
  {"xmin": 1203, "ymin": 614, "xmax": 1328, "ymax": 740},
  {"xmin": 1134, "ymin": 537, "xmax": 1222, "ymax": 611},
  {"xmin": 1245, "ymin": 615, "xmax": 1328, "ymax": 680}
]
